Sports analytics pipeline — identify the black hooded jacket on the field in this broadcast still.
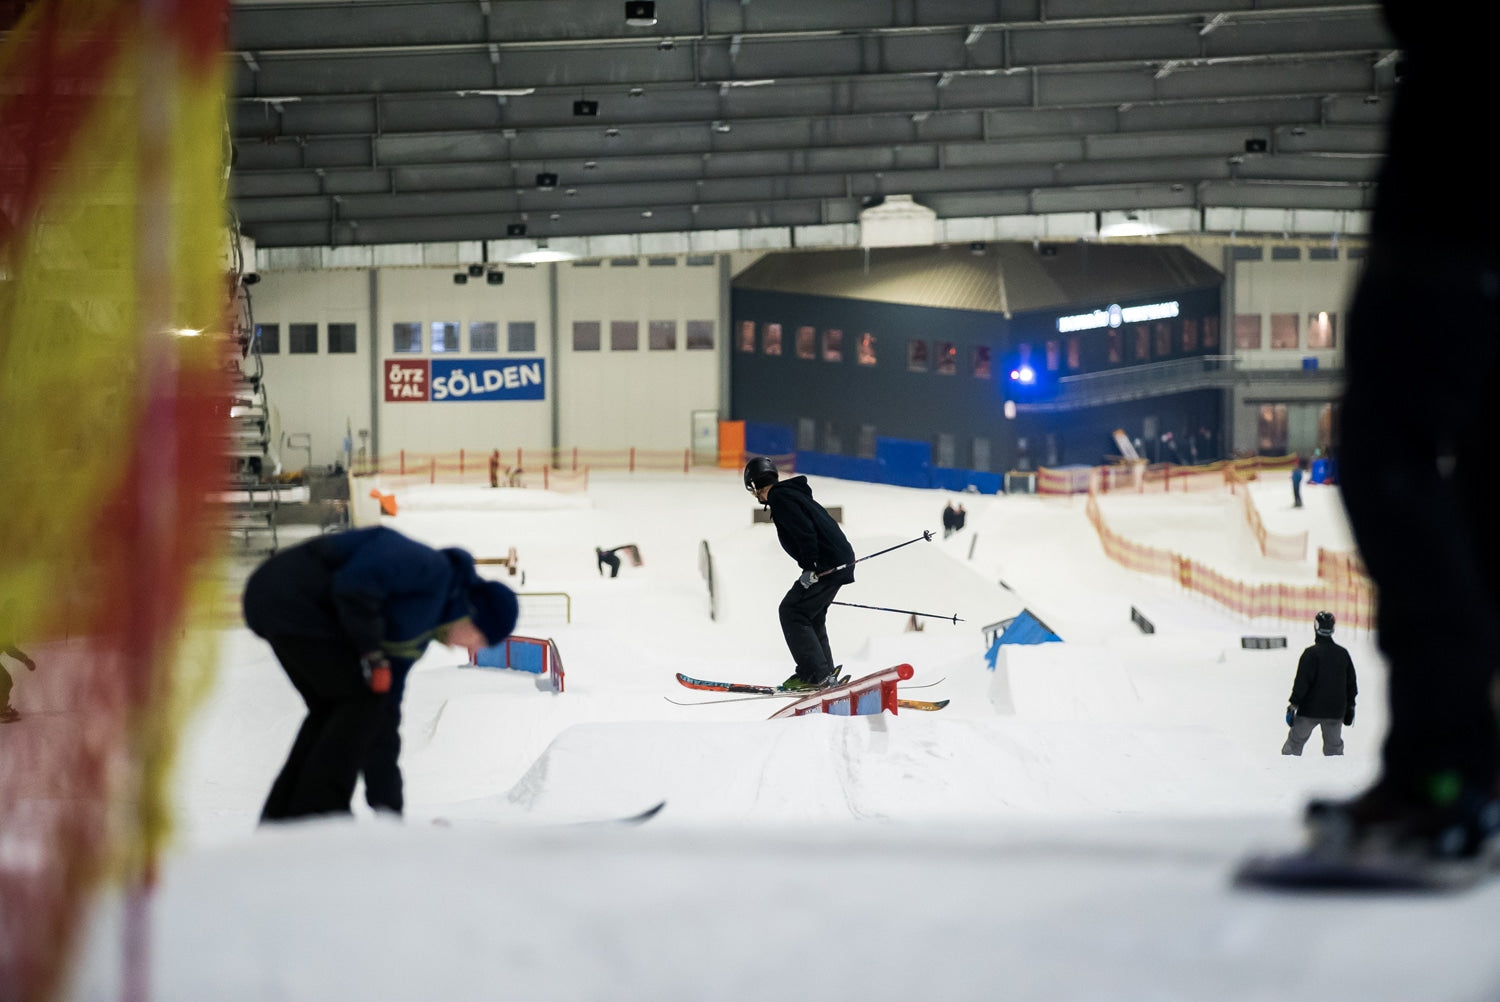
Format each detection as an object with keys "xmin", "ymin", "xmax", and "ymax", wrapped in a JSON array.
[
  {"xmin": 764, "ymin": 476, "xmax": 856, "ymax": 585},
  {"xmin": 1288, "ymin": 633, "xmax": 1358, "ymax": 720}
]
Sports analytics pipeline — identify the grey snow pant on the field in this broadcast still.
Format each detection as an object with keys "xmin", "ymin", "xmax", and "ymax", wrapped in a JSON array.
[{"xmin": 1282, "ymin": 716, "xmax": 1344, "ymax": 756}]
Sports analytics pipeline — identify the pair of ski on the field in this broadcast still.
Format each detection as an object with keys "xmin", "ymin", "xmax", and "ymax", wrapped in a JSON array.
[{"xmin": 669, "ymin": 671, "xmax": 948, "ymax": 711}]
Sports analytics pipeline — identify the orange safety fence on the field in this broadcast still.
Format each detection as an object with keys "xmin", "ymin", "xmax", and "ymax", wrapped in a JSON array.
[
  {"xmin": 1046, "ymin": 455, "xmax": 1301, "ymax": 496},
  {"xmin": 1225, "ymin": 466, "xmax": 1309, "ymax": 561},
  {"xmin": 1085, "ymin": 487, "xmax": 1375, "ymax": 629}
]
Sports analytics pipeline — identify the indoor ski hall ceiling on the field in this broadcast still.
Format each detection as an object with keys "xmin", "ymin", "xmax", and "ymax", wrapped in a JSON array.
[{"xmin": 227, "ymin": 1, "xmax": 1397, "ymax": 250}]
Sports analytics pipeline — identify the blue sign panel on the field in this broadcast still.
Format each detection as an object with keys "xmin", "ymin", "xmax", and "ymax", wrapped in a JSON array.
[{"xmin": 430, "ymin": 358, "xmax": 546, "ymax": 401}]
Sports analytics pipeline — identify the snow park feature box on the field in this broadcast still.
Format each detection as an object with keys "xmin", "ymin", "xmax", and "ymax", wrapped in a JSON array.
[{"xmin": 473, "ymin": 636, "xmax": 547, "ymax": 673}]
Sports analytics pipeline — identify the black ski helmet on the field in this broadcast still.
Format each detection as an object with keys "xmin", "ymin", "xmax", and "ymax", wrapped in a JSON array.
[
  {"xmin": 1315, "ymin": 610, "xmax": 1335, "ymax": 636},
  {"xmin": 744, "ymin": 455, "xmax": 778, "ymax": 492}
]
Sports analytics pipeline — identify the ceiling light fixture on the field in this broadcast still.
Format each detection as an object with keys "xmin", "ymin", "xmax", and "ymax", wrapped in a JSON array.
[
  {"xmin": 505, "ymin": 239, "xmax": 577, "ymax": 265},
  {"xmin": 625, "ymin": 1, "xmax": 657, "ymax": 27}
]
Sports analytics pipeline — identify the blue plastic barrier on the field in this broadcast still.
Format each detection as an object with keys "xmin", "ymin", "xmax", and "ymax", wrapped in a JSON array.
[{"xmin": 744, "ymin": 421, "xmax": 794, "ymax": 458}]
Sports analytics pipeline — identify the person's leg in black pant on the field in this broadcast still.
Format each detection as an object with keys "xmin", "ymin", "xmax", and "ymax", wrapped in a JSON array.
[
  {"xmin": 778, "ymin": 579, "xmax": 839, "ymax": 682},
  {"xmin": 362, "ymin": 667, "xmax": 408, "ymax": 815},
  {"xmin": 261, "ymin": 636, "xmax": 384, "ymax": 821},
  {"xmin": 1339, "ymin": 252, "xmax": 1500, "ymax": 797}
]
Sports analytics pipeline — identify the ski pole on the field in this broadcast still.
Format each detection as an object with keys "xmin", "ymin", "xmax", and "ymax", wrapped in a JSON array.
[
  {"xmin": 817, "ymin": 530, "xmax": 934, "ymax": 577},
  {"xmin": 831, "ymin": 600, "xmax": 964, "ymax": 625}
]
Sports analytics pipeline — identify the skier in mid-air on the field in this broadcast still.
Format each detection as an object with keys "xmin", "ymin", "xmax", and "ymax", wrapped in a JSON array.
[{"xmin": 744, "ymin": 456, "xmax": 855, "ymax": 691}]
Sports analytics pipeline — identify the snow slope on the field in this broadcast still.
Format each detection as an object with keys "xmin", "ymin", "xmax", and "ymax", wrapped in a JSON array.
[{"xmin": 60, "ymin": 471, "xmax": 1500, "ymax": 1002}]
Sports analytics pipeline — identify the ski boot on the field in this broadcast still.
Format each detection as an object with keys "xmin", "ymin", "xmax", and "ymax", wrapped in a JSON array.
[{"xmin": 1304, "ymin": 774, "xmax": 1500, "ymax": 864}]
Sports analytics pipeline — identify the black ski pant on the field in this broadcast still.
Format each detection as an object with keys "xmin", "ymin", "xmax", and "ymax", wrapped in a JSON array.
[
  {"xmin": 1339, "ymin": 248, "xmax": 1500, "ymax": 794},
  {"xmin": 261, "ymin": 635, "xmax": 386, "ymax": 822},
  {"xmin": 778, "ymin": 577, "xmax": 841, "ymax": 682}
]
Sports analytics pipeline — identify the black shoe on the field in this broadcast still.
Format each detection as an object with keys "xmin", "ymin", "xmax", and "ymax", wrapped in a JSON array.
[{"xmin": 1305, "ymin": 775, "xmax": 1500, "ymax": 862}]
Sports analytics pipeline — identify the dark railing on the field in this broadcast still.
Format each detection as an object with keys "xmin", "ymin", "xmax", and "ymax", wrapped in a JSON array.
[{"xmin": 1015, "ymin": 355, "xmax": 1343, "ymax": 412}]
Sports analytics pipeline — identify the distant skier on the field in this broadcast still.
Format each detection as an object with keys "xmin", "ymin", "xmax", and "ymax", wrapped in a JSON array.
[
  {"xmin": 243, "ymin": 527, "xmax": 518, "ymax": 822},
  {"xmin": 744, "ymin": 456, "xmax": 855, "ymax": 691},
  {"xmin": 597, "ymin": 546, "xmax": 622, "ymax": 578},
  {"xmin": 1281, "ymin": 611, "xmax": 1357, "ymax": 757},
  {"xmin": 941, "ymin": 502, "xmax": 958, "ymax": 538}
]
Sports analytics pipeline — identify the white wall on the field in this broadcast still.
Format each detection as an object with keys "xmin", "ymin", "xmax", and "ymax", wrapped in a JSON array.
[
  {"xmin": 251, "ymin": 269, "xmax": 371, "ymax": 471},
  {"xmin": 556, "ymin": 258, "xmax": 722, "ymax": 452},
  {"xmin": 1225, "ymin": 251, "xmax": 1362, "ymax": 457},
  {"xmin": 247, "ymin": 256, "xmax": 726, "ymax": 469},
  {"xmin": 374, "ymin": 266, "xmax": 553, "ymax": 460},
  {"xmin": 1230, "ymin": 253, "xmax": 1362, "ymax": 370}
]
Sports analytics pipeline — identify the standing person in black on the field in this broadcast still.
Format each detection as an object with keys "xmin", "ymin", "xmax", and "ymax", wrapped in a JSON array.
[
  {"xmin": 744, "ymin": 457, "xmax": 855, "ymax": 691},
  {"xmin": 243, "ymin": 526, "xmax": 519, "ymax": 822},
  {"xmin": 1282, "ymin": 612, "xmax": 1358, "ymax": 756},
  {"xmin": 1292, "ymin": 0, "xmax": 1500, "ymax": 865}
]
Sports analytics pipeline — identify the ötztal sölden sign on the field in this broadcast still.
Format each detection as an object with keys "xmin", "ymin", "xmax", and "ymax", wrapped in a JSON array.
[{"xmin": 384, "ymin": 358, "xmax": 546, "ymax": 402}]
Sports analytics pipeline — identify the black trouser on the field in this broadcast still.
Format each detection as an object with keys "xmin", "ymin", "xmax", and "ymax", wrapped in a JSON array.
[
  {"xmin": 778, "ymin": 577, "xmax": 841, "ymax": 682},
  {"xmin": 261, "ymin": 636, "xmax": 386, "ymax": 822},
  {"xmin": 1339, "ymin": 250, "xmax": 1500, "ymax": 792}
]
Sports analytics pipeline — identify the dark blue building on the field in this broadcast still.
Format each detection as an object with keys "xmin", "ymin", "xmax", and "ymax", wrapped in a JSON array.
[{"xmin": 731, "ymin": 242, "xmax": 1224, "ymax": 488}]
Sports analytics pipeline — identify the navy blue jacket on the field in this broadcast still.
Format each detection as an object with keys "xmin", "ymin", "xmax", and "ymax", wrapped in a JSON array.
[
  {"xmin": 243, "ymin": 527, "xmax": 483, "ymax": 663},
  {"xmin": 765, "ymin": 476, "xmax": 855, "ymax": 585}
]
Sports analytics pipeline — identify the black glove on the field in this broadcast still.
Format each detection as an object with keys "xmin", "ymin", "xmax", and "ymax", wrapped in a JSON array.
[
  {"xmin": 1285, "ymin": 705, "xmax": 1297, "ymax": 727},
  {"xmin": 798, "ymin": 569, "xmax": 818, "ymax": 589},
  {"xmin": 361, "ymin": 653, "xmax": 392, "ymax": 694},
  {"xmin": 1343, "ymin": 707, "xmax": 1354, "ymax": 727}
]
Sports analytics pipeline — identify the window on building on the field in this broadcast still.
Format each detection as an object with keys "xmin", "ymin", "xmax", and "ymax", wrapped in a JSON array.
[
  {"xmin": 822, "ymin": 421, "xmax": 842, "ymax": 454},
  {"xmin": 973, "ymin": 345, "xmax": 991, "ymax": 378},
  {"xmin": 470, "ymin": 322, "xmax": 498, "ymax": 352},
  {"xmin": 1258, "ymin": 403, "xmax": 1289, "ymax": 453},
  {"xmin": 1046, "ymin": 340, "xmax": 1060, "ymax": 371},
  {"xmin": 1066, "ymin": 336, "xmax": 1080, "ymax": 370},
  {"xmin": 1270, "ymin": 313, "xmax": 1299, "ymax": 350},
  {"xmin": 1182, "ymin": 317, "xmax": 1199, "ymax": 352},
  {"xmin": 572, "ymin": 321, "xmax": 601, "ymax": 351},
  {"xmin": 1306, "ymin": 311, "xmax": 1337, "ymax": 349},
  {"xmin": 1235, "ymin": 314, "xmax": 1263, "ymax": 351},
  {"xmin": 857, "ymin": 424, "xmax": 876, "ymax": 459},
  {"xmin": 289, "ymin": 323, "xmax": 318, "ymax": 354},
  {"xmin": 255, "ymin": 323, "xmax": 280, "ymax": 354},
  {"xmin": 1106, "ymin": 329, "xmax": 1122, "ymax": 364},
  {"xmin": 392, "ymin": 322, "xmax": 422, "ymax": 354},
  {"xmin": 1133, "ymin": 325, "xmax": 1150, "ymax": 361},
  {"xmin": 1318, "ymin": 402, "xmax": 1340, "ymax": 452},
  {"xmin": 327, "ymin": 323, "xmax": 356, "ymax": 354},
  {"xmin": 648, "ymin": 320, "xmax": 677, "ymax": 351},
  {"xmin": 935, "ymin": 341, "xmax": 957, "ymax": 375},
  {"xmin": 763, "ymin": 323, "xmax": 782, "ymax": 356},
  {"xmin": 822, "ymin": 329, "xmax": 843, "ymax": 362},
  {"xmin": 857, "ymin": 332, "xmax": 877, "ymax": 365},
  {"xmin": 738, "ymin": 321, "xmax": 756, "ymax": 353},
  {"xmin": 1153, "ymin": 322, "xmax": 1171, "ymax": 358},
  {"xmin": 431, "ymin": 322, "xmax": 459, "ymax": 353},
  {"xmin": 1202, "ymin": 315, "xmax": 1220, "ymax": 350},
  {"xmin": 686, "ymin": 320, "xmax": 714, "ymax": 350},
  {"xmin": 508, "ymin": 321, "xmax": 537, "ymax": 352},
  {"xmin": 796, "ymin": 417, "xmax": 817, "ymax": 451},
  {"xmin": 935, "ymin": 432, "xmax": 956, "ymax": 468},
  {"xmin": 795, "ymin": 325, "xmax": 815, "ymax": 360},
  {"xmin": 610, "ymin": 321, "xmax": 639, "ymax": 351},
  {"xmin": 973, "ymin": 436, "xmax": 991, "ymax": 472},
  {"xmin": 907, "ymin": 339, "xmax": 928, "ymax": 372}
]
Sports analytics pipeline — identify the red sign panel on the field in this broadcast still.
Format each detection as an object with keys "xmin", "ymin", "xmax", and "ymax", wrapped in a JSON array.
[{"xmin": 385, "ymin": 359, "xmax": 430, "ymax": 402}]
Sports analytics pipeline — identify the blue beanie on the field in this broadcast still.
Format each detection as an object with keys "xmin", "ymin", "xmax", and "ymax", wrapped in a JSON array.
[{"xmin": 468, "ymin": 579, "xmax": 519, "ymax": 644}]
